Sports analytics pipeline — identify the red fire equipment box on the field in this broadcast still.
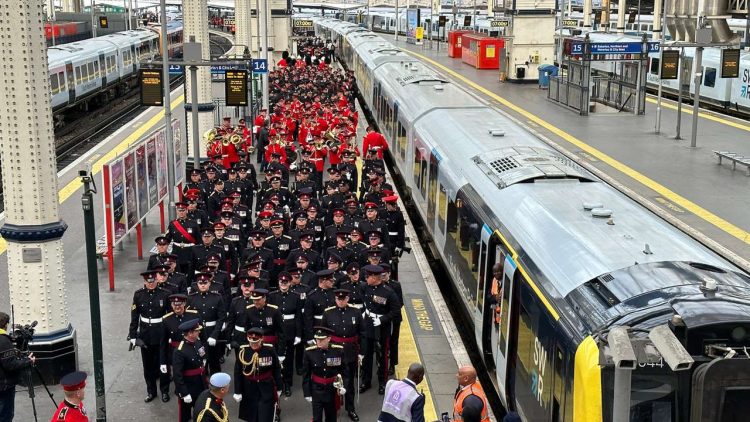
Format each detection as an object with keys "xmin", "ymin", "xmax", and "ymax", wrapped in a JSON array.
[
  {"xmin": 461, "ymin": 33, "xmax": 504, "ymax": 70},
  {"xmin": 447, "ymin": 30, "xmax": 470, "ymax": 58}
]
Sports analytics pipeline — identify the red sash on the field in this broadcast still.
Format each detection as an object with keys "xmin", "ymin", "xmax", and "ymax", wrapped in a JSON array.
[{"xmin": 173, "ymin": 220, "xmax": 196, "ymax": 244}]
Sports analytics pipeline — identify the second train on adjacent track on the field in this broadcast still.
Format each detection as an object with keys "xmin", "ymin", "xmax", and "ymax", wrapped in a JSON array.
[{"xmin": 315, "ymin": 17, "xmax": 750, "ymax": 422}]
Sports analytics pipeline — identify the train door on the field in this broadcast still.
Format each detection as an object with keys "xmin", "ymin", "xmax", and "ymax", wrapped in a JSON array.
[
  {"xmin": 495, "ymin": 254, "xmax": 520, "ymax": 409},
  {"xmin": 478, "ymin": 228, "xmax": 502, "ymax": 370},
  {"xmin": 392, "ymin": 102, "xmax": 399, "ymax": 141},
  {"xmin": 65, "ymin": 62, "xmax": 75, "ymax": 104}
]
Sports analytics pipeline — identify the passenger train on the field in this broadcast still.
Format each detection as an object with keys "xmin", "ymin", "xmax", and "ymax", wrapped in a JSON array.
[
  {"xmin": 315, "ymin": 17, "xmax": 750, "ymax": 422},
  {"xmin": 577, "ymin": 32, "xmax": 750, "ymax": 116},
  {"xmin": 47, "ymin": 21, "xmax": 182, "ymax": 117}
]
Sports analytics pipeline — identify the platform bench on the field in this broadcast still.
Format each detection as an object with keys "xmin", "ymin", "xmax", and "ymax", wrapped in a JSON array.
[{"xmin": 713, "ymin": 151, "xmax": 750, "ymax": 176}]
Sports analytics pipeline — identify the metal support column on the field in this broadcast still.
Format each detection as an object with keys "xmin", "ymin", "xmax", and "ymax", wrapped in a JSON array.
[
  {"xmin": 0, "ymin": 0, "xmax": 75, "ymax": 383},
  {"xmin": 190, "ymin": 65, "xmax": 201, "ymax": 169},
  {"xmin": 690, "ymin": 46, "xmax": 703, "ymax": 147},
  {"xmin": 260, "ymin": 0, "xmax": 269, "ymax": 112},
  {"xmin": 161, "ymin": 0, "xmax": 175, "ymax": 220},
  {"xmin": 654, "ymin": 0, "xmax": 665, "ymax": 133},
  {"xmin": 675, "ymin": 47, "xmax": 684, "ymax": 139},
  {"xmin": 183, "ymin": 0, "xmax": 214, "ymax": 162}
]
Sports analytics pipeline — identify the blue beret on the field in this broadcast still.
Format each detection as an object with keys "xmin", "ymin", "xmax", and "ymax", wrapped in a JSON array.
[
  {"xmin": 209, "ymin": 372, "xmax": 231, "ymax": 388},
  {"xmin": 178, "ymin": 319, "xmax": 202, "ymax": 333}
]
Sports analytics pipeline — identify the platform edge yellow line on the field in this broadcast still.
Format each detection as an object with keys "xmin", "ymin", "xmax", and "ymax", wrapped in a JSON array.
[
  {"xmin": 405, "ymin": 50, "xmax": 750, "ymax": 245},
  {"xmin": 395, "ymin": 307, "xmax": 439, "ymax": 421}
]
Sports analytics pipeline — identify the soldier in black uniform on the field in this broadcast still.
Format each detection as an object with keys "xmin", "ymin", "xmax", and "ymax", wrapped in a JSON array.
[
  {"xmin": 194, "ymin": 372, "xmax": 231, "ymax": 422},
  {"xmin": 383, "ymin": 195, "xmax": 406, "ymax": 279},
  {"xmin": 303, "ymin": 326, "xmax": 348, "ymax": 422},
  {"xmin": 191, "ymin": 228, "xmax": 225, "ymax": 272},
  {"xmin": 324, "ymin": 209, "xmax": 351, "ymax": 248},
  {"xmin": 237, "ymin": 163, "xmax": 258, "ymax": 210},
  {"xmin": 323, "ymin": 231, "xmax": 354, "ymax": 268},
  {"xmin": 186, "ymin": 194, "xmax": 210, "ymax": 230},
  {"xmin": 307, "ymin": 205, "xmax": 326, "ymax": 248},
  {"xmin": 265, "ymin": 219, "xmax": 293, "ymax": 285},
  {"xmin": 347, "ymin": 228, "xmax": 368, "ymax": 265},
  {"xmin": 242, "ymin": 230, "xmax": 274, "ymax": 270},
  {"xmin": 173, "ymin": 319, "xmax": 209, "ymax": 422},
  {"xmin": 206, "ymin": 179, "xmax": 227, "ymax": 218},
  {"xmin": 184, "ymin": 169, "xmax": 208, "ymax": 202},
  {"xmin": 154, "ymin": 264, "xmax": 182, "ymax": 295},
  {"xmin": 147, "ymin": 236, "xmax": 171, "ymax": 270},
  {"xmin": 226, "ymin": 276, "xmax": 256, "ymax": 350},
  {"xmin": 361, "ymin": 232, "xmax": 392, "ymax": 266},
  {"xmin": 322, "ymin": 289, "xmax": 363, "ymax": 421},
  {"xmin": 166, "ymin": 202, "xmax": 200, "ymax": 275},
  {"xmin": 293, "ymin": 255, "xmax": 318, "ymax": 287},
  {"xmin": 160, "ymin": 293, "xmax": 200, "ymax": 402},
  {"xmin": 381, "ymin": 263, "xmax": 403, "ymax": 375},
  {"xmin": 188, "ymin": 272, "xmax": 227, "ymax": 375},
  {"xmin": 303, "ymin": 269, "xmax": 337, "ymax": 343},
  {"xmin": 358, "ymin": 203, "xmax": 390, "ymax": 249},
  {"xmin": 212, "ymin": 222, "xmax": 239, "ymax": 278},
  {"xmin": 128, "ymin": 270, "xmax": 171, "ymax": 403},
  {"xmin": 162, "ymin": 254, "xmax": 189, "ymax": 294},
  {"xmin": 287, "ymin": 232, "xmax": 321, "ymax": 273},
  {"xmin": 359, "ymin": 265, "xmax": 400, "ymax": 395},
  {"xmin": 267, "ymin": 272, "xmax": 304, "ymax": 396},
  {"xmin": 241, "ymin": 288, "xmax": 286, "ymax": 359},
  {"xmin": 233, "ymin": 327, "xmax": 282, "ymax": 422}
]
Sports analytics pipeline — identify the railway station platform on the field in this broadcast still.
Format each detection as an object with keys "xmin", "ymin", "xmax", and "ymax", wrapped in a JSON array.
[
  {"xmin": 390, "ymin": 37, "xmax": 750, "ymax": 270},
  {"xmin": 0, "ymin": 72, "xmax": 469, "ymax": 421}
]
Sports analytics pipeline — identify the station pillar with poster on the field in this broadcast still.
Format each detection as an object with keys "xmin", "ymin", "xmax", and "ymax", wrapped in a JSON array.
[{"xmin": 0, "ymin": 0, "xmax": 76, "ymax": 383}]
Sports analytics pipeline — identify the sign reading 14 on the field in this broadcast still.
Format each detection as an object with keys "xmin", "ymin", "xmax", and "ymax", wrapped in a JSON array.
[{"xmin": 252, "ymin": 59, "xmax": 268, "ymax": 74}]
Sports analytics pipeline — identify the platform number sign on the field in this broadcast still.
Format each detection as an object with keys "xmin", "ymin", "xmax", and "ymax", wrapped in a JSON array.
[
  {"xmin": 721, "ymin": 49, "xmax": 740, "ymax": 78},
  {"xmin": 99, "ymin": 16, "xmax": 109, "ymax": 29},
  {"xmin": 660, "ymin": 50, "xmax": 679, "ymax": 80},
  {"xmin": 252, "ymin": 59, "xmax": 268, "ymax": 74}
]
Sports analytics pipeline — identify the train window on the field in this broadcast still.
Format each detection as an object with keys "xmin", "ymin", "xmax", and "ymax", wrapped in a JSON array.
[
  {"xmin": 94, "ymin": 61, "xmax": 99, "ymax": 77},
  {"xmin": 81, "ymin": 65, "xmax": 88, "ymax": 81},
  {"xmin": 58, "ymin": 72, "xmax": 65, "ymax": 92},
  {"xmin": 703, "ymin": 67, "xmax": 716, "ymax": 87},
  {"xmin": 50, "ymin": 74, "xmax": 59, "ymax": 94},
  {"xmin": 396, "ymin": 119, "xmax": 407, "ymax": 162},
  {"xmin": 75, "ymin": 67, "xmax": 81, "ymax": 83},
  {"xmin": 427, "ymin": 154, "xmax": 438, "ymax": 224},
  {"xmin": 650, "ymin": 57, "xmax": 660, "ymax": 75},
  {"xmin": 413, "ymin": 145, "xmax": 422, "ymax": 195},
  {"xmin": 88, "ymin": 62, "xmax": 95, "ymax": 80},
  {"xmin": 438, "ymin": 184, "xmax": 447, "ymax": 234}
]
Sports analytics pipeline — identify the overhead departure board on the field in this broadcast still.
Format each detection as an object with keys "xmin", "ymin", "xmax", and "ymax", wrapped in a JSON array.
[
  {"xmin": 140, "ymin": 70, "xmax": 163, "ymax": 106},
  {"xmin": 225, "ymin": 70, "xmax": 248, "ymax": 106}
]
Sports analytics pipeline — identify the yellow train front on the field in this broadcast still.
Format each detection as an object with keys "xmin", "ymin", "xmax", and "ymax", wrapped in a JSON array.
[{"xmin": 313, "ymin": 16, "xmax": 750, "ymax": 422}]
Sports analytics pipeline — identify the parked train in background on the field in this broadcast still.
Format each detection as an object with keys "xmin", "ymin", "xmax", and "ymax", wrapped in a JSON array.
[
  {"xmin": 316, "ymin": 16, "xmax": 750, "ymax": 422},
  {"xmin": 576, "ymin": 31, "xmax": 750, "ymax": 116},
  {"xmin": 45, "ymin": 21, "xmax": 92, "ymax": 46},
  {"xmin": 47, "ymin": 21, "xmax": 183, "ymax": 123}
]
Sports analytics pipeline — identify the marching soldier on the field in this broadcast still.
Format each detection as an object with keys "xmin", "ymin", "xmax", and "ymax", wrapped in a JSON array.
[
  {"xmin": 188, "ymin": 272, "xmax": 227, "ymax": 375},
  {"xmin": 154, "ymin": 264, "xmax": 182, "ymax": 295},
  {"xmin": 160, "ymin": 293, "xmax": 200, "ymax": 403},
  {"xmin": 162, "ymin": 254, "xmax": 189, "ymax": 294},
  {"xmin": 191, "ymin": 228, "xmax": 225, "ymax": 271},
  {"xmin": 303, "ymin": 269, "xmax": 337, "ymax": 343},
  {"xmin": 322, "ymin": 289, "xmax": 363, "ymax": 421},
  {"xmin": 166, "ymin": 202, "xmax": 200, "ymax": 275},
  {"xmin": 359, "ymin": 203, "xmax": 390, "ymax": 249},
  {"xmin": 128, "ymin": 270, "xmax": 171, "ymax": 403},
  {"xmin": 381, "ymin": 263, "xmax": 404, "ymax": 375},
  {"xmin": 233, "ymin": 327, "xmax": 282, "ymax": 422},
  {"xmin": 287, "ymin": 232, "xmax": 320, "ymax": 273},
  {"xmin": 212, "ymin": 222, "xmax": 239, "ymax": 277},
  {"xmin": 226, "ymin": 276, "xmax": 256, "ymax": 350},
  {"xmin": 383, "ymin": 195, "xmax": 406, "ymax": 279},
  {"xmin": 194, "ymin": 372, "xmax": 231, "ymax": 422},
  {"xmin": 303, "ymin": 326, "xmax": 348, "ymax": 422},
  {"xmin": 241, "ymin": 288, "xmax": 286, "ymax": 359},
  {"xmin": 173, "ymin": 319, "xmax": 209, "ymax": 422},
  {"xmin": 359, "ymin": 265, "xmax": 400, "ymax": 395},
  {"xmin": 242, "ymin": 230, "xmax": 274, "ymax": 270},
  {"xmin": 323, "ymin": 231, "xmax": 354, "ymax": 268},
  {"xmin": 265, "ymin": 219, "xmax": 293, "ymax": 285},
  {"xmin": 267, "ymin": 272, "xmax": 304, "ymax": 396},
  {"xmin": 147, "ymin": 236, "xmax": 171, "ymax": 270},
  {"xmin": 186, "ymin": 194, "xmax": 210, "ymax": 230}
]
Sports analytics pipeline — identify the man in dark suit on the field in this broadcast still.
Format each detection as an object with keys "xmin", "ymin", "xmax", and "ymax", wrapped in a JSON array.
[{"xmin": 378, "ymin": 363, "xmax": 425, "ymax": 422}]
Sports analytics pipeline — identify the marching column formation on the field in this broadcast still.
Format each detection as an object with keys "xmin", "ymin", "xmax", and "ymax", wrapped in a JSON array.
[{"xmin": 128, "ymin": 36, "xmax": 410, "ymax": 421}]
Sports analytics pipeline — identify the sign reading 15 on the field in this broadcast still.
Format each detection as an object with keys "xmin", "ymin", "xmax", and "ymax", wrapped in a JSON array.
[{"xmin": 572, "ymin": 43, "xmax": 583, "ymax": 54}]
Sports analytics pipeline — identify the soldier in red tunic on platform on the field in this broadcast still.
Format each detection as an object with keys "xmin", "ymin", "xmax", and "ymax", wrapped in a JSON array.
[{"xmin": 51, "ymin": 371, "xmax": 89, "ymax": 421}]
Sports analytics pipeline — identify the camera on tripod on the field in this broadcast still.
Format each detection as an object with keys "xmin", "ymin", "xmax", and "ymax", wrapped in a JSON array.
[{"xmin": 10, "ymin": 320, "xmax": 37, "ymax": 353}]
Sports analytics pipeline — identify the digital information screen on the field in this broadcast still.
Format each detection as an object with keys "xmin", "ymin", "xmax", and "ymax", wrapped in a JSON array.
[
  {"xmin": 660, "ymin": 50, "xmax": 679, "ymax": 80},
  {"xmin": 225, "ymin": 70, "xmax": 248, "ymax": 106},
  {"xmin": 140, "ymin": 70, "xmax": 163, "ymax": 106},
  {"xmin": 721, "ymin": 49, "xmax": 740, "ymax": 78}
]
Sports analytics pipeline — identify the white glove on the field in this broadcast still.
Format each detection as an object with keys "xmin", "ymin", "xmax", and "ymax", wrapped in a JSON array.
[
  {"xmin": 307, "ymin": 339, "xmax": 316, "ymax": 346},
  {"xmin": 159, "ymin": 365, "xmax": 167, "ymax": 374},
  {"xmin": 358, "ymin": 354, "xmax": 364, "ymax": 364},
  {"xmin": 294, "ymin": 336, "xmax": 301, "ymax": 345},
  {"xmin": 208, "ymin": 337, "xmax": 217, "ymax": 347},
  {"xmin": 233, "ymin": 394, "xmax": 242, "ymax": 403},
  {"xmin": 338, "ymin": 387, "xmax": 347, "ymax": 395},
  {"xmin": 129, "ymin": 339, "xmax": 136, "ymax": 347},
  {"xmin": 279, "ymin": 356, "xmax": 286, "ymax": 363},
  {"xmin": 305, "ymin": 396, "xmax": 312, "ymax": 403},
  {"xmin": 372, "ymin": 316, "xmax": 381, "ymax": 327},
  {"xmin": 183, "ymin": 394, "xmax": 193, "ymax": 404},
  {"xmin": 226, "ymin": 343, "xmax": 232, "ymax": 351}
]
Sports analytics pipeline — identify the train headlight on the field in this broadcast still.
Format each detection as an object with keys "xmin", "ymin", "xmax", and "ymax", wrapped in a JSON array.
[{"xmin": 731, "ymin": 326, "xmax": 747, "ymax": 342}]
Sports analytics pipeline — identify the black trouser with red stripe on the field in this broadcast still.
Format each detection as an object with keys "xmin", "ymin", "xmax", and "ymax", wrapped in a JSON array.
[{"xmin": 360, "ymin": 332, "xmax": 390, "ymax": 388}]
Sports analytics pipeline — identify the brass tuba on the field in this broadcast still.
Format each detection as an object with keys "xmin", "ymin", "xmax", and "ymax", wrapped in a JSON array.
[
  {"xmin": 229, "ymin": 134, "xmax": 242, "ymax": 145},
  {"xmin": 203, "ymin": 128, "xmax": 217, "ymax": 147}
]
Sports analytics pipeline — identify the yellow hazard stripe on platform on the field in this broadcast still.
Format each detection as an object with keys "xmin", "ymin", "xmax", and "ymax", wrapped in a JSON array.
[
  {"xmin": 0, "ymin": 95, "xmax": 185, "ymax": 256},
  {"xmin": 395, "ymin": 307, "xmax": 438, "ymax": 421},
  {"xmin": 405, "ymin": 50, "xmax": 750, "ymax": 246},
  {"xmin": 645, "ymin": 96, "xmax": 750, "ymax": 132}
]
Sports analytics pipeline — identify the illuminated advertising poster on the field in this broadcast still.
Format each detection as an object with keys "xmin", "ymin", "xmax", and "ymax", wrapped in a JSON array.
[
  {"xmin": 146, "ymin": 137, "xmax": 158, "ymax": 208},
  {"xmin": 172, "ymin": 120, "xmax": 185, "ymax": 184},
  {"xmin": 406, "ymin": 9, "xmax": 419, "ymax": 44},
  {"xmin": 110, "ymin": 159, "xmax": 126, "ymax": 241},
  {"xmin": 124, "ymin": 152, "xmax": 138, "ymax": 229},
  {"xmin": 136, "ymin": 144, "xmax": 148, "ymax": 220},
  {"xmin": 156, "ymin": 130, "xmax": 168, "ymax": 200}
]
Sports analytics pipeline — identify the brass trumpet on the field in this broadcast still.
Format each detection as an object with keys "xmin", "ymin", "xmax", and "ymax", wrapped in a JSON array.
[
  {"xmin": 203, "ymin": 128, "xmax": 217, "ymax": 146},
  {"xmin": 224, "ymin": 134, "xmax": 242, "ymax": 146}
]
